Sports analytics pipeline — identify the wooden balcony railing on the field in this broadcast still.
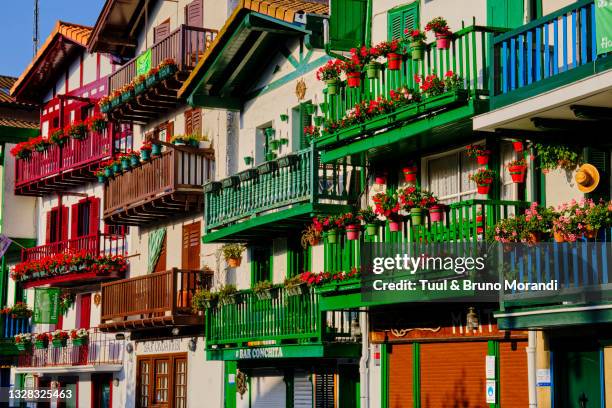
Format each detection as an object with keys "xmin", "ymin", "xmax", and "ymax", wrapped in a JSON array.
[
  {"xmin": 109, "ymin": 25, "xmax": 218, "ymax": 93},
  {"xmin": 205, "ymin": 146, "xmax": 358, "ymax": 232},
  {"xmin": 490, "ymin": 0, "xmax": 599, "ymax": 108},
  {"xmin": 21, "ymin": 232, "xmax": 127, "ymax": 262},
  {"xmin": 104, "ymin": 145, "xmax": 213, "ymax": 225},
  {"xmin": 0, "ymin": 314, "xmax": 31, "ymax": 339},
  {"xmin": 100, "ymin": 268, "xmax": 213, "ymax": 331},
  {"xmin": 17, "ymin": 328, "xmax": 124, "ymax": 368},
  {"xmin": 15, "ymin": 129, "xmax": 114, "ymax": 195},
  {"xmin": 206, "ymin": 286, "xmax": 357, "ymax": 348}
]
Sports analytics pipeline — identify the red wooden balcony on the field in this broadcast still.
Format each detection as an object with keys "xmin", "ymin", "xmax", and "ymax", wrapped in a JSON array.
[
  {"xmin": 107, "ymin": 25, "xmax": 217, "ymax": 124},
  {"xmin": 19, "ymin": 232, "xmax": 127, "ymax": 289},
  {"xmin": 103, "ymin": 144, "xmax": 214, "ymax": 226},
  {"xmin": 17, "ymin": 328, "xmax": 124, "ymax": 370},
  {"xmin": 99, "ymin": 268, "xmax": 213, "ymax": 332},
  {"xmin": 15, "ymin": 128, "xmax": 115, "ymax": 196}
]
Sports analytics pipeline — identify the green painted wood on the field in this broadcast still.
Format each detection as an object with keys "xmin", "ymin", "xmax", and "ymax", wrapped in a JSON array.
[
  {"xmin": 0, "ymin": 126, "xmax": 38, "ymax": 143},
  {"xmin": 207, "ymin": 342, "xmax": 362, "ymax": 361},
  {"xmin": 387, "ymin": 2, "xmax": 419, "ymax": 41},
  {"xmin": 329, "ymin": 0, "xmax": 368, "ymax": 51},
  {"xmin": 497, "ymin": 305, "xmax": 612, "ymax": 329},
  {"xmin": 413, "ymin": 343, "xmax": 421, "ymax": 408},
  {"xmin": 487, "ymin": 0, "xmax": 525, "ymax": 29},
  {"xmin": 224, "ymin": 361, "xmax": 237, "ymax": 408},
  {"xmin": 487, "ymin": 340, "xmax": 500, "ymax": 408}
]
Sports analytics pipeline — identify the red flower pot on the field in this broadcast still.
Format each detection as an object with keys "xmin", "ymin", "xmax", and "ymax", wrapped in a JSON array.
[
  {"xmin": 513, "ymin": 141, "xmax": 523, "ymax": 152},
  {"xmin": 403, "ymin": 166, "xmax": 418, "ymax": 182},
  {"xmin": 347, "ymin": 72, "xmax": 361, "ymax": 88},
  {"xmin": 375, "ymin": 175, "xmax": 386, "ymax": 185},
  {"xmin": 429, "ymin": 205, "xmax": 443, "ymax": 222},
  {"xmin": 387, "ymin": 53, "xmax": 402, "ymax": 70},
  {"xmin": 476, "ymin": 155, "xmax": 489, "ymax": 165},
  {"xmin": 476, "ymin": 215, "xmax": 483, "ymax": 224},
  {"xmin": 477, "ymin": 184, "xmax": 491, "ymax": 195},
  {"xmin": 435, "ymin": 33, "xmax": 451, "ymax": 49},
  {"xmin": 346, "ymin": 224, "xmax": 361, "ymax": 240},
  {"xmin": 508, "ymin": 165, "xmax": 527, "ymax": 183},
  {"xmin": 388, "ymin": 221, "xmax": 400, "ymax": 232}
]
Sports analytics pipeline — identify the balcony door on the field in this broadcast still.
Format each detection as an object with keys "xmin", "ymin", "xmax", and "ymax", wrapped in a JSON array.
[
  {"xmin": 46, "ymin": 205, "xmax": 68, "ymax": 245},
  {"xmin": 71, "ymin": 197, "xmax": 100, "ymax": 253},
  {"xmin": 181, "ymin": 222, "xmax": 201, "ymax": 270}
]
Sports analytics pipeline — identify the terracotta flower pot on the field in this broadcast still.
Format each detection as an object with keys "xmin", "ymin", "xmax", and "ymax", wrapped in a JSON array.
[
  {"xmin": 347, "ymin": 72, "xmax": 361, "ymax": 88},
  {"xmin": 435, "ymin": 33, "xmax": 451, "ymax": 49},
  {"xmin": 553, "ymin": 230, "xmax": 565, "ymax": 243},
  {"xmin": 429, "ymin": 205, "xmax": 443, "ymax": 222},
  {"xmin": 403, "ymin": 166, "xmax": 418, "ymax": 182},
  {"xmin": 476, "ymin": 155, "xmax": 489, "ymax": 165},
  {"xmin": 387, "ymin": 53, "xmax": 402, "ymax": 70},
  {"xmin": 388, "ymin": 221, "xmax": 400, "ymax": 232},
  {"xmin": 584, "ymin": 227, "xmax": 599, "ymax": 239},
  {"xmin": 509, "ymin": 165, "xmax": 527, "ymax": 183},
  {"xmin": 227, "ymin": 257, "xmax": 242, "ymax": 268},
  {"xmin": 346, "ymin": 224, "xmax": 361, "ymax": 241}
]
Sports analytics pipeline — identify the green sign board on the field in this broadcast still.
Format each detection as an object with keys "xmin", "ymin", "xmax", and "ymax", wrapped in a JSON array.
[
  {"xmin": 595, "ymin": 0, "xmax": 612, "ymax": 55},
  {"xmin": 33, "ymin": 288, "xmax": 60, "ymax": 324},
  {"xmin": 136, "ymin": 49, "xmax": 152, "ymax": 76}
]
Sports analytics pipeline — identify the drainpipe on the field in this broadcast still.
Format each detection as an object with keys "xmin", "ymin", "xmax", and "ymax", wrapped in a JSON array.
[
  {"xmin": 359, "ymin": 308, "xmax": 370, "ymax": 408},
  {"xmin": 527, "ymin": 330, "xmax": 537, "ymax": 408}
]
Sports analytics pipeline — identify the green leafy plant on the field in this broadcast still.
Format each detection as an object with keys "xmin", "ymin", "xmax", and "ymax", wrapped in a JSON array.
[
  {"xmin": 469, "ymin": 168, "xmax": 496, "ymax": 185},
  {"xmin": 357, "ymin": 206, "xmax": 380, "ymax": 225},
  {"xmin": 535, "ymin": 143, "xmax": 582, "ymax": 172},
  {"xmin": 283, "ymin": 275, "xmax": 303, "ymax": 289},
  {"xmin": 191, "ymin": 289, "xmax": 218, "ymax": 311},
  {"xmin": 217, "ymin": 284, "xmax": 238, "ymax": 303},
  {"xmin": 221, "ymin": 244, "xmax": 246, "ymax": 261},
  {"xmin": 252, "ymin": 280, "xmax": 273, "ymax": 295}
]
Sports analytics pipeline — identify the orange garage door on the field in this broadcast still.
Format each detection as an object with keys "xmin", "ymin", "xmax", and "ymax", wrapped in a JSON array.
[
  {"xmin": 420, "ymin": 342, "xmax": 488, "ymax": 408},
  {"xmin": 499, "ymin": 340, "xmax": 528, "ymax": 407},
  {"xmin": 388, "ymin": 344, "xmax": 414, "ymax": 408}
]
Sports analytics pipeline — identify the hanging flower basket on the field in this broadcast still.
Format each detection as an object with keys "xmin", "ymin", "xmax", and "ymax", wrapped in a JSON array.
[
  {"xmin": 325, "ymin": 230, "xmax": 338, "ymax": 244},
  {"xmin": 388, "ymin": 220, "xmax": 400, "ymax": 232},
  {"xmin": 326, "ymin": 78, "xmax": 339, "ymax": 95},
  {"xmin": 387, "ymin": 53, "xmax": 402, "ymax": 70},
  {"xmin": 243, "ymin": 156, "xmax": 253, "ymax": 166},
  {"xmin": 238, "ymin": 169, "xmax": 258, "ymax": 182},
  {"xmin": 365, "ymin": 224, "xmax": 379, "ymax": 236},
  {"xmin": 410, "ymin": 41, "xmax": 425, "ymax": 60},
  {"xmin": 435, "ymin": 33, "xmax": 451, "ymax": 49},
  {"xmin": 429, "ymin": 205, "xmax": 443, "ymax": 222},
  {"xmin": 151, "ymin": 143, "xmax": 162, "ymax": 156},
  {"xmin": 402, "ymin": 166, "xmax": 418, "ymax": 182},
  {"xmin": 269, "ymin": 140, "xmax": 280, "ymax": 151},
  {"xmin": 410, "ymin": 208, "xmax": 424, "ymax": 226},
  {"xmin": 347, "ymin": 72, "xmax": 361, "ymax": 88},
  {"xmin": 121, "ymin": 157, "xmax": 131, "ymax": 171},
  {"xmin": 313, "ymin": 116, "xmax": 324, "ymax": 126},
  {"xmin": 346, "ymin": 224, "xmax": 361, "ymax": 241},
  {"xmin": 477, "ymin": 182, "xmax": 492, "ymax": 195},
  {"xmin": 509, "ymin": 165, "xmax": 527, "ymax": 183},
  {"xmin": 104, "ymin": 167, "xmax": 113, "ymax": 178},
  {"xmin": 513, "ymin": 140, "xmax": 524, "ymax": 152},
  {"xmin": 365, "ymin": 62, "xmax": 380, "ymax": 79}
]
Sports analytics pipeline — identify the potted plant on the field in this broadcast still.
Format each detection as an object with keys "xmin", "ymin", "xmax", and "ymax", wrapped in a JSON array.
[
  {"xmin": 398, "ymin": 186, "xmax": 431, "ymax": 226},
  {"xmin": 350, "ymin": 46, "xmax": 380, "ymax": 79},
  {"xmin": 316, "ymin": 59, "xmax": 342, "ymax": 95},
  {"xmin": 65, "ymin": 121, "xmax": 87, "ymax": 140},
  {"xmin": 138, "ymin": 141, "xmax": 152, "ymax": 161},
  {"xmin": 86, "ymin": 113, "xmax": 107, "ymax": 134},
  {"xmin": 341, "ymin": 60, "xmax": 362, "ymax": 88},
  {"xmin": 269, "ymin": 139, "xmax": 280, "ymax": 151},
  {"xmin": 151, "ymin": 141, "xmax": 162, "ymax": 157},
  {"xmin": 70, "ymin": 329, "xmax": 89, "ymax": 346},
  {"xmin": 10, "ymin": 141, "xmax": 33, "ymax": 160},
  {"xmin": 372, "ymin": 191, "xmax": 402, "ymax": 231},
  {"xmin": 406, "ymin": 29, "xmax": 427, "ymax": 60},
  {"xmin": 110, "ymin": 89, "xmax": 122, "ymax": 108},
  {"xmin": 199, "ymin": 135, "xmax": 212, "ymax": 149},
  {"xmin": 218, "ymin": 284, "xmax": 239, "ymax": 305},
  {"xmin": 120, "ymin": 83, "xmax": 134, "ymax": 102},
  {"xmin": 192, "ymin": 289, "xmax": 219, "ymax": 312},
  {"xmin": 158, "ymin": 58, "xmax": 178, "ymax": 79},
  {"xmin": 512, "ymin": 140, "xmax": 524, "ymax": 152},
  {"xmin": 469, "ymin": 168, "xmax": 495, "ymax": 195},
  {"xmin": 466, "ymin": 144, "xmax": 491, "ymax": 165},
  {"xmin": 534, "ymin": 143, "xmax": 582, "ymax": 173},
  {"xmin": 337, "ymin": 212, "xmax": 361, "ymax": 241},
  {"xmin": 303, "ymin": 125, "xmax": 320, "ymax": 143},
  {"xmin": 222, "ymin": 244, "xmax": 246, "ymax": 268},
  {"xmin": 253, "ymin": 280, "xmax": 276, "ymax": 300},
  {"xmin": 101, "ymin": 160, "xmax": 114, "ymax": 177},
  {"xmin": 128, "ymin": 150, "xmax": 141, "ymax": 166},
  {"xmin": 313, "ymin": 215, "xmax": 340, "ymax": 244},
  {"xmin": 133, "ymin": 74, "xmax": 146, "ymax": 94},
  {"xmin": 376, "ymin": 39, "xmax": 402, "ymax": 70},
  {"xmin": 301, "ymin": 224, "xmax": 322, "ymax": 248},
  {"xmin": 427, "ymin": 195, "xmax": 443, "ymax": 223},
  {"xmin": 50, "ymin": 129, "xmax": 69, "ymax": 147},
  {"xmin": 402, "ymin": 162, "xmax": 418, "ymax": 182},
  {"xmin": 244, "ymin": 156, "xmax": 254, "ymax": 166},
  {"xmin": 35, "ymin": 332, "xmax": 50, "ymax": 349},
  {"xmin": 313, "ymin": 115, "xmax": 324, "ymax": 126},
  {"xmin": 95, "ymin": 168, "xmax": 106, "ymax": 183},
  {"xmin": 14, "ymin": 333, "xmax": 32, "ymax": 351},
  {"xmin": 426, "ymin": 17, "xmax": 452, "ymax": 49},
  {"xmin": 507, "ymin": 158, "xmax": 528, "ymax": 183},
  {"xmin": 280, "ymin": 113, "xmax": 289, "ymax": 122},
  {"xmin": 171, "ymin": 135, "xmax": 188, "ymax": 146},
  {"xmin": 584, "ymin": 200, "xmax": 610, "ymax": 239},
  {"xmin": 98, "ymin": 95, "xmax": 111, "ymax": 113},
  {"xmin": 51, "ymin": 330, "xmax": 69, "ymax": 348},
  {"xmin": 284, "ymin": 275, "xmax": 307, "ymax": 297},
  {"xmin": 145, "ymin": 66, "xmax": 159, "ymax": 87},
  {"xmin": 6, "ymin": 302, "xmax": 33, "ymax": 318},
  {"xmin": 111, "ymin": 158, "xmax": 122, "ymax": 174},
  {"xmin": 358, "ymin": 206, "xmax": 381, "ymax": 236}
]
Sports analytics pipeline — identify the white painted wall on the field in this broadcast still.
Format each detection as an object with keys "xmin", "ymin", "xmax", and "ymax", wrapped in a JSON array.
[
  {"xmin": 1, "ymin": 148, "xmax": 36, "ymax": 239},
  {"xmin": 545, "ymin": 169, "xmax": 584, "ymax": 208}
]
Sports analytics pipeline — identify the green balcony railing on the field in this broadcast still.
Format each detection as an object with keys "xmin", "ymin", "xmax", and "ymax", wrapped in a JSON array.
[
  {"xmin": 321, "ymin": 25, "xmax": 508, "ymax": 125},
  {"xmin": 204, "ymin": 146, "xmax": 358, "ymax": 231},
  {"xmin": 206, "ymin": 285, "xmax": 356, "ymax": 347}
]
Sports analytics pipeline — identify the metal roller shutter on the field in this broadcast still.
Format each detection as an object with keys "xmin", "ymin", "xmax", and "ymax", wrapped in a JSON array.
[
  {"xmin": 294, "ymin": 369, "xmax": 313, "ymax": 408},
  {"xmin": 499, "ymin": 340, "xmax": 528, "ymax": 408},
  {"xmin": 388, "ymin": 344, "xmax": 414, "ymax": 407},
  {"xmin": 420, "ymin": 342, "xmax": 488, "ymax": 408},
  {"xmin": 250, "ymin": 370, "xmax": 286, "ymax": 408}
]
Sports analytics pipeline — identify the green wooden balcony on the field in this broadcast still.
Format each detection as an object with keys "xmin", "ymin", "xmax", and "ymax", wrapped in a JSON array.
[
  {"xmin": 203, "ymin": 146, "xmax": 359, "ymax": 242},
  {"xmin": 205, "ymin": 285, "xmax": 361, "ymax": 360},
  {"xmin": 315, "ymin": 25, "xmax": 508, "ymax": 163}
]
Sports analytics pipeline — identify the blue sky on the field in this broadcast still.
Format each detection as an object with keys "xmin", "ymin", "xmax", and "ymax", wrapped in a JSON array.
[{"xmin": 0, "ymin": 0, "xmax": 105, "ymax": 77}]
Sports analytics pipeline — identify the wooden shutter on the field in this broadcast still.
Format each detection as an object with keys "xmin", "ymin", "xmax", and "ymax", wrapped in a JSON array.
[
  {"xmin": 166, "ymin": 121, "xmax": 174, "ymax": 142},
  {"xmin": 388, "ymin": 344, "xmax": 414, "ymax": 407},
  {"xmin": 154, "ymin": 235, "xmax": 167, "ymax": 273},
  {"xmin": 61, "ymin": 206, "xmax": 69, "ymax": 242},
  {"xmin": 499, "ymin": 340, "xmax": 529, "ymax": 408},
  {"xmin": 89, "ymin": 197, "xmax": 100, "ymax": 236},
  {"xmin": 184, "ymin": 110, "xmax": 193, "ymax": 135},
  {"xmin": 329, "ymin": 0, "xmax": 367, "ymax": 51},
  {"xmin": 154, "ymin": 19, "xmax": 171, "ymax": 44},
  {"xmin": 71, "ymin": 204, "xmax": 80, "ymax": 239},
  {"xmin": 191, "ymin": 108, "xmax": 202, "ymax": 136},
  {"xmin": 45, "ymin": 211, "xmax": 52, "ymax": 244},
  {"xmin": 299, "ymin": 104, "xmax": 312, "ymax": 150},
  {"xmin": 182, "ymin": 222, "xmax": 201, "ymax": 270},
  {"xmin": 79, "ymin": 293, "xmax": 92, "ymax": 329},
  {"xmin": 388, "ymin": 3, "xmax": 419, "ymax": 41},
  {"xmin": 185, "ymin": 0, "xmax": 203, "ymax": 28}
]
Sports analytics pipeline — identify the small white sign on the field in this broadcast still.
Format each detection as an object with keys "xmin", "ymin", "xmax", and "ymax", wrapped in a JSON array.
[
  {"xmin": 486, "ymin": 380, "xmax": 496, "ymax": 403},
  {"xmin": 228, "ymin": 374, "xmax": 236, "ymax": 385},
  {"xmin": 536, "ymin": 369, "xmax": 551, "ymax": 386},
  {"xmin": 486, "ymin": 355, "xmax": 496, "ymax": 379}
]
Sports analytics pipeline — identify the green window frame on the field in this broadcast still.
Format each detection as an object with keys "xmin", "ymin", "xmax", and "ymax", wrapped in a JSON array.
[
  {"xmin": 387, "ymin": 2, "xmax": 419, "ymax": 41},
  {"xmin": 250, "ymin": 246, "xmax": 272, "ymax": 286}
]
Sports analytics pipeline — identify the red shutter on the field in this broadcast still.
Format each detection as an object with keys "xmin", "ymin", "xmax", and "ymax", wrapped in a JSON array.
[
  {"xmin": 185, "ymin": 0, "xmax": 203, "ymax": 28},
  {"xmin": 61, "ymin": 206, "xmax": 69, "ymax": 242},
  {"xmin": 56, "ymin": 313, "xmax": 63, "ymax": 330},
  {"xmin": 71, "ymin": 204, "xmax": 80, "ymax": 239},
  {"xmin": 89, "ymin": 198, "xmax": 100, "ymax": 236},
  {"xmin": 79, "ymin": 293, "xmax": 91, "ymax": 330},
  {"xmin": 154, "ymin": 19, "xmax": 171, "ymax": 43},
  {"xmin": 45, "ymin": 212, "xmax": 52, "ymax": 244},
  {"xmin": 184, "ymin": 110, "xmax": 193, "ymax": 135},
  {"xmin": 192, "ymin": 108, "xmax": 202, "ymax": 136},
  {"xmin": 166, "ymin": 121, "xmax": 174, "ymax": 142}
]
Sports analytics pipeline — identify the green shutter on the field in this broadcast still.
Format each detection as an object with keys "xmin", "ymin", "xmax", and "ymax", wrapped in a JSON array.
[
  {"xmin": 299, "ymin": 103, "xmax": 312, "ymax": 150},
  {"xmin": 387, "ymin": 3, "xmax": 419, "ymax": 41},
  {"xmin": 487, "ymin": 0, "xmax": 525, "ymax": 28},
  {"xmin": 585, "ymin": 147, "xmax": 610, "ymax": 201},
  {"xmin": 329, "ymin": 0, "xmax": 367, "ymax": 51}
]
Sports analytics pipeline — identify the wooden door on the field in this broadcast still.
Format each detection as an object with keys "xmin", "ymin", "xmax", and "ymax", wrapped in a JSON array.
[
  {"xmin": 181, "ymin": 222, "xmax": 201, "ymax": 270},
  {"xmin": 79, "ymin": 293, "xmax": 91, "ymax": 330},
  {"xmin": 92, "ymin": 373, "xmax": 113, "ymax": 408}
]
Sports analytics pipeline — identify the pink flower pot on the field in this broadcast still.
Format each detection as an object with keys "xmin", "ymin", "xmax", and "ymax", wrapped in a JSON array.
[
  {"xmin": 476, "ymin": 155, "xmax": 489, "ymax": 165},
  {"xmin": 435, "ymin": 33, "xmax": 451, "ymax": 49},
  {"xmin": 346, "ymin": 224, "xmax": 361, "ymax": 241},
  {"xmin": 387, "ymin": 53, "xmax": 402, "ymax": 70},
  {"xmin": 429, "ymin": 205, "xmax": 443, "ymax": 222},
  {"xmin": 388, "ymin": 221, "xmax": 400, "ymax": 232},
  {"xmin": 347, "ymin": 72, "xmax": 361, "ymax": 88}
]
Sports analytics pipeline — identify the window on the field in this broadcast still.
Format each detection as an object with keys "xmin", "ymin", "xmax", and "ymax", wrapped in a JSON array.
[
  {"xmin": 46, "ymin": 206, "xmax": 68, "ymax": 244},
  {"xmin": 329, "ymin": 0, "xmax": 367, "ymax": 51},
  {"xmin": 288, "ymin": 238, "xmax": 309, "ymax": 278},
  {"xmin": 388, "ymin": 2, "xmax": 419, "ymax": 41},
  {"xmin": 71, "ymin": 197, "xmax": 100, "ymax": 240},
  {"xmin": 184, "ymin": 108, "xmax": 202, "ymax": 136},
  {"xmin": 425, "ymin": 148, "xmax": 479, "ymax": 204},
  {"xmin": 500, "ymin": 141, "xmax": 519, "ymax": 201},
  {"xmin": 137, "ymin": 354, "xmax": 187, "ymax": 408},
  {"xmin": 154, "ymin": 19, "xmax": 171, "ymax": 44},
  {"xmin": 184, "ymin": 0, "xmax": 203, "ymax": 28},
  {"xmin": 294, "ymin": 103, "xmax": 312, "ymax": 151},
  {"xmin": 251, "ymin": 246, "xmax": 272, "ymax": 285},
  {"xmin": 155, "ymin": 121, "xmax": 174, "ymax": 143},
  {"xmin": 181, "ymin": 222, "xmax": 201, "ymax": 270}
]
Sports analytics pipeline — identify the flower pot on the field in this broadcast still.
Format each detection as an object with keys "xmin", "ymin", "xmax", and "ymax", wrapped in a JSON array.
[
  {"xmin": 97, "ymin": 175, "xmax": 106, "ymax": 183},
  {"xmin": 16, "ymin": 342, "xmax": 32, "ymax": 352},
  {"xmin": 141, "ymin": 150, "xmax": 151, "ymax": 161},
  {"xmin": 509, "ymin": 165, "xmax": 527, "ymax": 183},
  {"xmin": 151, "ymin": 143, "xmax": 162, "ymax": 156},
  {"xmin": 269, "ymin": 140, "xmax": 280, "ymax": 150},
  {"xmin": 526, "ymin": 232, "xmax": 540, "ymax": 244},
  {"xmin": 227, "ymin": 257, "xmax": 242, "ymax": 268},
  {"xmin": 365, "ymin": 224, "xmax": 379, "ymax": 236},
  {"xmin": 366, "ymin": 62, "xmax": 380, "ymax": 79},
  {"xmin": 280, "ymin": 114, "xmax": 289, "ymax": 122},
  {"xmin": 173, "ymin": 141, "xmax": 187, "ymax": 146},
  {"xmin": 130, "ymin": 156, "xmax": 140, "ymax": 167},
  {"xmin": 104, "ymin": 167, "xmax": 113, "ymax": 178},
  {"xmin": 429, "ymin": 205, "xmax": 443, "ymax": 222},
  {"xmin": 584, "ymin": 227, "xmax": 599, "ymax": 240},
  {"xmin": 375, "ymin": 176, "xmax": 386, "ymax": 185},
  {"xmin": 513, "ymin": 141, "xmax": 523, "ymax": 152},
  {"xmin": 477, "ymin": 184, "xmax": 491, "ymax": 195},
  {"xmin": 159, "ymin": 64, "xmax": 177, "ymax": 80},
  {"xmin": 135, "ymin": 82, "xmax": 146, "ymax": 95},
  {"xmin": 387, "ymin": 53, "xmax": 402, "ymax": 70},
  {"xmin": 112, "ymin": 163, "xmax": 121, "ymax": 173},
  {"xmin": 145, "ymin": 74, "xmax": 158, "ymax": 87},
  {"xmin": 52, "ymin": 338, "xmax": 67, "ymax": 348},
  {"xmin": 410, "ymin": 208, "xmax": 424, "ymax": 226},
  {"xmin": 346, "ymin": 224, "xmax": 361, "ymax": 241},
  {"xmin": 410, "ymin": 42, "xmax": 425, "ymax": 60},
  {"xmin": 403, "ymin": 166, "xmax": 418, "ymax": 183},
  {"xmin": 265, "ymin": 152, "xmax": 277, "ymax": 161},
  {"xmin": 347, "ymin": 72, "xmax": 361, "ymax": 88},
  {"xmin": 286, "ymin": 283, "xmax": 308, "ymax": 297},
  {"xmin": 244, "ymin": 156, "xmax": 253, "ymax": 166},
  {"xmin": 121, "ymin": 158, "xmax": 131, "ymax": 171},
  {"xmin": 325, "ymin": 230, "xmax": 338, "ymax": 244},
  {"xmin": 326, "ymin": 79, "xmax": 339, "ymax": 95},
  {"xmin": 553, "ymin": 230, "xmax": 565, "ymax": 243},
  {"xmin": 435, "ymin": 33, "xmax": 451, "ymax": 49},
  {"xmin": 199, "ymin": 140, "xmax": 211, "ymax": 149},
  {"xmin": 313, "ymin": 116, "xmax": 324, "ymax": 126},
  {"xmin": 100, "ymin": 103, "xmax": 111, "ymax": 113},
  {"xmin": 388, "ymin": 221, "xmax": 400, "ymax": 232},
  {"xmin": 121, "ymin": 91, "xmax": 133, "ymax": 103},
  {"xmin": 476, "ymin": 215, "xmax": 483, "ymax": 224},
  {"xmin": 34, "ymin": 340, "xmax": 48, "ymax": 349},
  {"xmin": 72, "ymin": 337, "xmax": 88, "ymax": 346},
  {"xmin": 476, "ymin": 155, "xmax": 489, "ymax": 165},
  {"xmin": 110, "ymin": 98, "xmax": 121, "ymax": 108}
]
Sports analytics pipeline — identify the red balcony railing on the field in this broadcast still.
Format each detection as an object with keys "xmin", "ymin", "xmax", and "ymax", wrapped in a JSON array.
[
  {"xmin": 15, "ymin": 129, "xmax": 114, "ymax": 194},
  {"xmin": 17, "ymin": 328, "xmax": 124, "ymax": 368},
  {"xmin": 21, "ymin": 232, "xmax": 126, "ymax": 262}
]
